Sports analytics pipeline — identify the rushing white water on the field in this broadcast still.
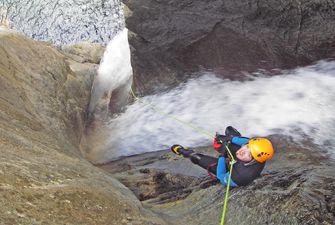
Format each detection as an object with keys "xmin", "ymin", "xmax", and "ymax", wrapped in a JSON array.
[
  {"xmin": 98, "ymin": 61, "xmax": 335, "ymax": 162},
  {"xmin": 87, "ymin": 28, "xmax": 335, "ymax": 163}
]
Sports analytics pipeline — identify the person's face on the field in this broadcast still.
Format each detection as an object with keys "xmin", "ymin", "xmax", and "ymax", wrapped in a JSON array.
[{"xmin": 236, "ymin": 144, "xmax": 253, "ymax": 162}]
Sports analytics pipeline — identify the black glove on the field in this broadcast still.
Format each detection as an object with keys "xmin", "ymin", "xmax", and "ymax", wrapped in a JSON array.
[
  {"xmin": 215, "ymin": 134, "xmax": 226, "ymax": 144},
  {"xmin": 216, "ymin": 133, "xmax": 232, "ymax": 145},
  {"xmin": 213, "ymin": 133, "xmax": 229, "ymax": 156}
]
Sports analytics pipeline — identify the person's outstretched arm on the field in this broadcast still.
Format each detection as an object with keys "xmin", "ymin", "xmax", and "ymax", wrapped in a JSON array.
[{"xmin": 231, "ymin": 137, "xmax": 249, "ymax": 146}]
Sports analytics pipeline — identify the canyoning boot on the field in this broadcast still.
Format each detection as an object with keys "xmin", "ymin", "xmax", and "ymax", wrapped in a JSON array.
[
  {"xmin": 171, "ymin": 145, "xmax": 194, "ymax": 158},
  {"xmin": 225, "ymin": 126, "xmax": 241, "ymax": 138}
]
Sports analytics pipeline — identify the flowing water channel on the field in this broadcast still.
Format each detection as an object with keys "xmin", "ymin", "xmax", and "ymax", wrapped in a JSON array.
[{"xmin": 90, "ymin": 29, "xmax": 335, "ymax": 163}]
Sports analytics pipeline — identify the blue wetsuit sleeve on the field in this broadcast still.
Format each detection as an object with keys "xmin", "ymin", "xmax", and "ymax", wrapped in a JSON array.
[
  {"xmin": 216, "ymin": 157, "xmax": 238, "ymax": 187},
  {"xmin": 232, "ymin": 137, "xmax": 249, "ymax": 146}
]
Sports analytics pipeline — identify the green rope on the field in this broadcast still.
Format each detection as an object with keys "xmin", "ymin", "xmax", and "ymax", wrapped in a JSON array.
[
  {"xmin": 130, "ymin": 86, "xmax": 234, "ymax": 225},
  {"xmin": 225, "ymin": 143, "xmax": 236, "ymax": 161},
  {"xmin": 220, "ymin": 144, "xmax": 236, "ymax": 225}
]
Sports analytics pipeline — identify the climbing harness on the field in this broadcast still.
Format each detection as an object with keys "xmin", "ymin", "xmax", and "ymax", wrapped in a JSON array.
[{"xmin": 129, "ymin": 87, "xmax": 235, "ymax": 225}]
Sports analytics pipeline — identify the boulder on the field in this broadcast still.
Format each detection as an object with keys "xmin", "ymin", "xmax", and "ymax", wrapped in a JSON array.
[
  {"xmin": 123, "ymin": 0, "xmax": 335, "ymax": 94},
  {"xmin": 60, "ymin": 42, "xmax": 105, "ymax": 64}
]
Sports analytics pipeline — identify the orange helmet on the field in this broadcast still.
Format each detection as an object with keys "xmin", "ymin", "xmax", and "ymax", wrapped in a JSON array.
[{"xmin": 249, "ymin": 138, "xmax": 274, "ymax": 163}]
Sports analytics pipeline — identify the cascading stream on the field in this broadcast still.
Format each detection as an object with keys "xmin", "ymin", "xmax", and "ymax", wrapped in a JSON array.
[
  {"xmin": 87, "ymin": 26, "xmax": 335, "ymax": 164},
  {"xmin": 102, "ymin": 61, "xmax": 335, "ymax": 162}
]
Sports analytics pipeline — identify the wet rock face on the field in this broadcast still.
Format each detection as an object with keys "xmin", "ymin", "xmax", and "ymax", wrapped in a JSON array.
[
  {"xmin": 60, "ymin": 42, "xmax": 105, "ymax": 64},
  {"xmin": 0, "ymin": 30, "xmax": 166, "ymax": 225},
  {"xmin": 123, "ymin": 0, "xmax": 335, "ymax": 94},
  {"xmin": 232, "ymin": 168, "xmax": 335, "ymax": 225},
  {"xmin": 119, "ymin": 169, "xmax": 201, "ymax": 202},
  {"xmin": 3, "ymin": 0, "xmax": 124, "ymax": 44},
  {"xmin": 101, "ymin": 137, "xmax": 335, "ymax": 225}
]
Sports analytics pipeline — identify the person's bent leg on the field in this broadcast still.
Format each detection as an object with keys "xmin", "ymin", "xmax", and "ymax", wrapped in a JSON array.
[
  {"xmin": 171, "ymin": 145, "xmax": 218, "ymax": 175},
  {"xmin": 190, "ymin": 154, "xmax": 218, "ymax": 175}
]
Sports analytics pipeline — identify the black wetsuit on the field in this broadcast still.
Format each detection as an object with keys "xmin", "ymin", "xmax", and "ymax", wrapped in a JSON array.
[{"xmin": 189, "ymin": 137, "xmax": 265, "ymax": 186}]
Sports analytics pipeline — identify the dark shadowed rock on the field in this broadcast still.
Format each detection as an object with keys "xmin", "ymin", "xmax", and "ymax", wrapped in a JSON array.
[{"xmin": 123, "ymin": 0, "xmax": 335, "ymax": 94}]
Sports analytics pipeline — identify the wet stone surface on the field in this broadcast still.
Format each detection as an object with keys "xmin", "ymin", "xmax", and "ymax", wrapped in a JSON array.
[{"xmin": 100, "ymin": 136, "xmax": 335, "ymax": 225}]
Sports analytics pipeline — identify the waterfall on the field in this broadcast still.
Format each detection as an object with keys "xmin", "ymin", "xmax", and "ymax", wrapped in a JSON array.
[{"xmin": 95, "ymin": 61, "xmax": 335, "ymax": 163}]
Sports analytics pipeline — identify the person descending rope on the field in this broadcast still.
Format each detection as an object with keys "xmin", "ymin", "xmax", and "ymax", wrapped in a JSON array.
[{"xmin": 171, "ymin": 126, "xmax": 274, "ymax": 186}]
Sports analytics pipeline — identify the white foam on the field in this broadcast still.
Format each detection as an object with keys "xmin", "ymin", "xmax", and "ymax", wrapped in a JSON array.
[{"xmin": 98, "ymin": 61, "xmax": 335, "ymax": 162}]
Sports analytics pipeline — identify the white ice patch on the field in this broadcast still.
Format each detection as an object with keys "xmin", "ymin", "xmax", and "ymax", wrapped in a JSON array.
[
  {"xmin": 88, "ymin": 28, "xmax": 132, "ymax": 112},
  {"xmin": 100, "ymin": 61, "xmax": 335, "ymax": 162}
]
